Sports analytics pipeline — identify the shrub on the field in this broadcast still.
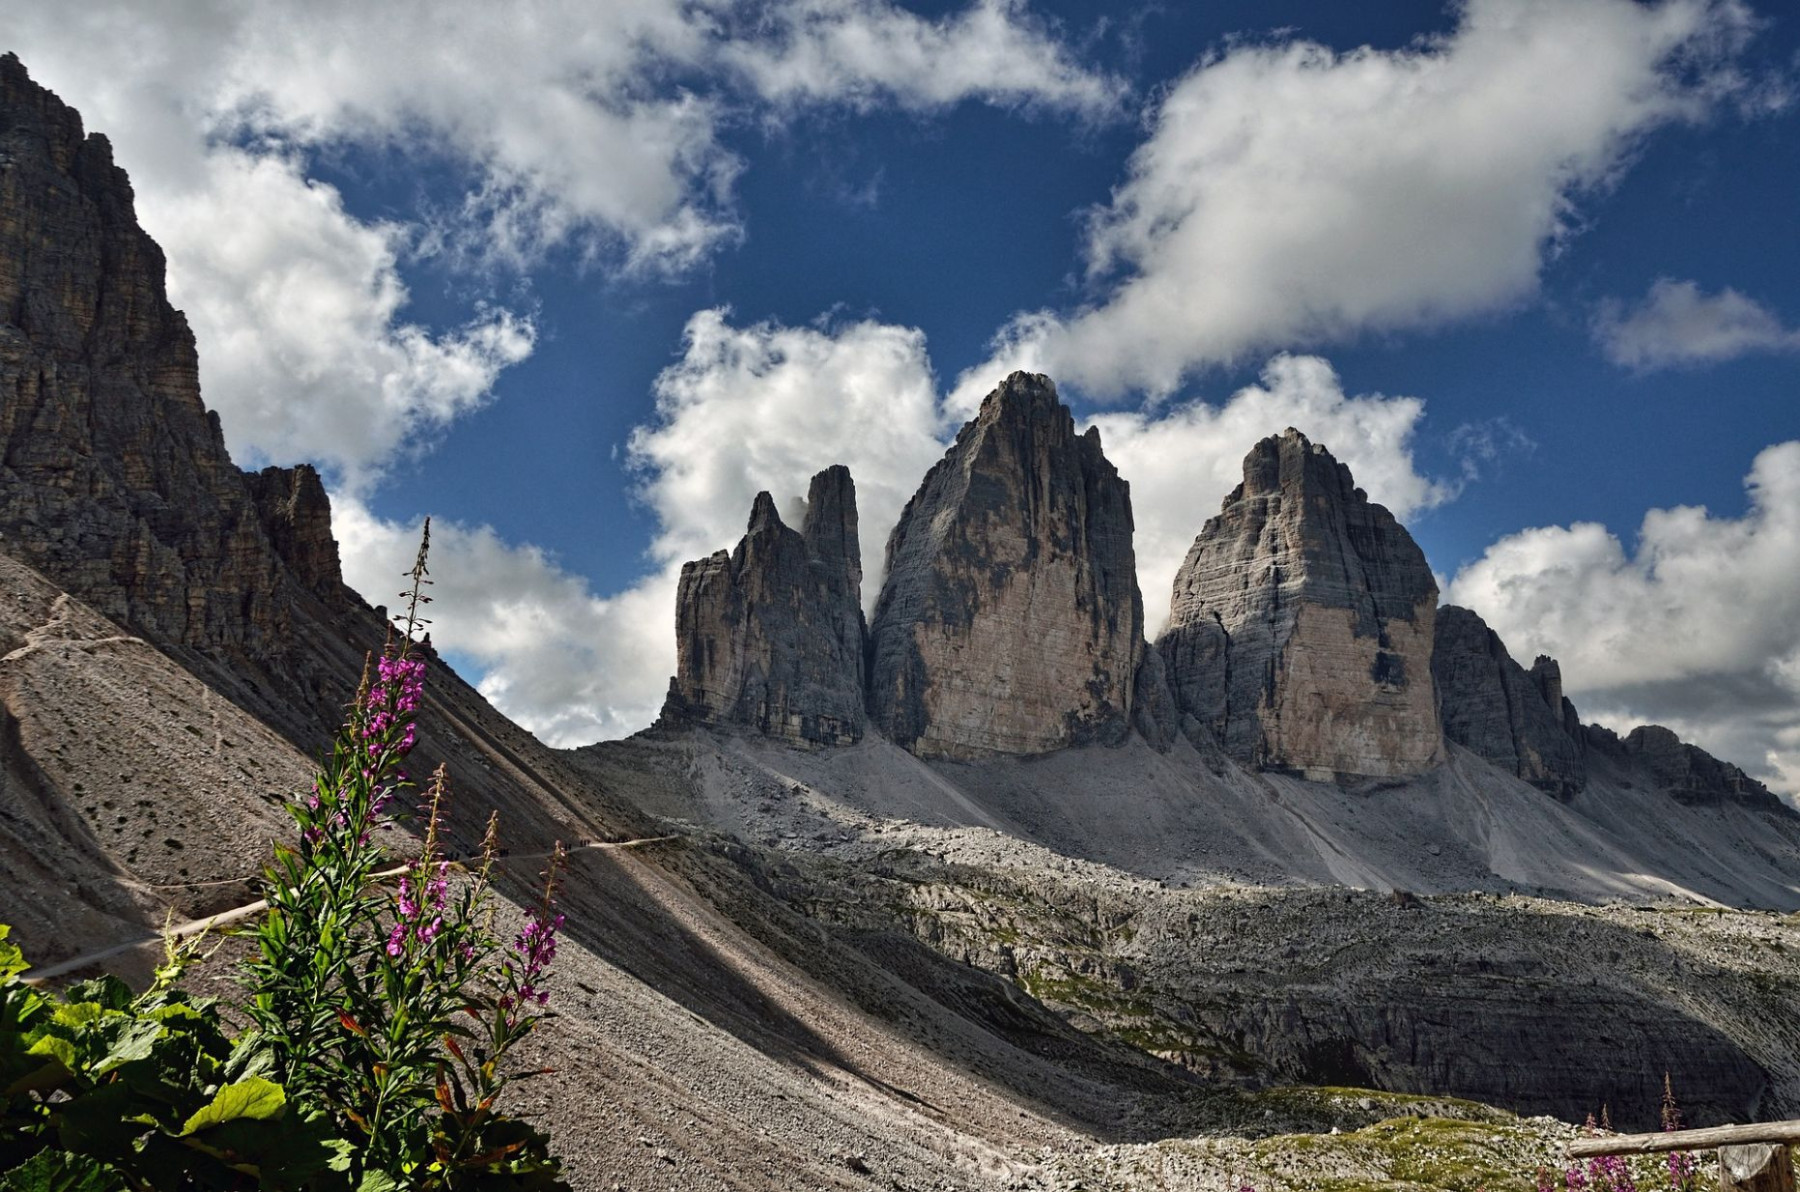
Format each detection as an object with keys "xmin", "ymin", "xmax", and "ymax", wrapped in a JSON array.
[{"xmin": 0, "ymin": 525, "xmax": 569, "ymax": 1190}]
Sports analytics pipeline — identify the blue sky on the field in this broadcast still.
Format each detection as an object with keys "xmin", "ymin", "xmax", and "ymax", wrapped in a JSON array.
[{"xmin": 11, "ymin": 0, "xmax": 1800, "ymax": 787}]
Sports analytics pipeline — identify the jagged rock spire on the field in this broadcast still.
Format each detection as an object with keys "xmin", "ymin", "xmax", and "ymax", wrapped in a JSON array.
[
  {"xmin": 1433, "ymin": 605, "xmax": 1585, "ymax": 799},
  {"xmin": 662, "ymin": 468, "xmax": 867, "ymax": 747},
  {"xmin": 1158, "ymin": 428, "xmax": 1442, "ymax": 780},
  {"xmin": 867, "ymin": 371, "xmax": 1142, "ymax": 759}
]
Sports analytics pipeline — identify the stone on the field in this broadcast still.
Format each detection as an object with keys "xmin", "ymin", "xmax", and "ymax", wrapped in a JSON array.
[
  {"xmin": 1432, "ymin": 605, "xmax": 1585, "ymax": 799},
  {"xmin": 866, "ymin": 372, "xmax": 1142, "ymax": 759},
  {"xmin": 1158, "ymin": 428, "xmax": 1442, "ymax": 780},
  {"xmin": 662, "ymin": 468, "xmax": 866, "ymax": 746}
]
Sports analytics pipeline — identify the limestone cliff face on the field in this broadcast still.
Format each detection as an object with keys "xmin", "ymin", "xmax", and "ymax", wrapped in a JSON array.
[
  {"xmin": 0, "ymin": 53, "xmax": 336, "ymax": 652},
  {"xmin": 1432, "ymin": 606, "xmax": 1586, "ymax": 799},
  {"xmin": 1159, "ymin": 429, "xmax": 1442, "ymax": 780},
  {"xmin": 1587, "ymin": 724, "xmax": 1787, "ymax": 811},
  {"xmin": 867, "ymin": 372, "xmax": 1141, "ymax": 759},
  {"xmin": 663, "ymin": 467, "xmax": 866, "ymax": 746}
]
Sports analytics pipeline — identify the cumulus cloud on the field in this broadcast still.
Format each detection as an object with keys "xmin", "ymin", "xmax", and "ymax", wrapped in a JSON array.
[
  {"xmin": 722, "ymin": 0, "xmax": 1125, "ymax": 117},
  {"xmin": 335, "ymin": 500, "xmax": 677, "ymax": 746},
  {"xmin": 1594, "ymin": 277, "xmax": 1800, "ymax": 369},
  {"xmin": 1092, "ymin": 355, "xmax": 1448, "ymax": 628},
  {"xmin": 960, "ymin": 0, "xmax": 1759, "ymax": 400},
  {"xmin": 1446, "ymin": 441, "xmax": 1800, "ymax": 789},
  {"xmin": 148, "ymin": 151, "xmax": 535, "ymax": 489},
  {"xmin": 10, "ymin": 0, "xmax": 1118, "ymax": 487},
  {"xmin": 631, "ymin": 309, "xmax": 952, "ymax": 602}
]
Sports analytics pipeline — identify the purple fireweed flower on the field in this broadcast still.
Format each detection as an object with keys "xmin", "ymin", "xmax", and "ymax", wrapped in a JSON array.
[
  {"xmin": 397, "ymin": 876, "xmax": 419, "ymax": 920},
  {"xmin": 1565, "ymin": 1165, "xmax": 1589, "ymax": 1191},
  {"xmin": 425, "ymin": 861, "xmax": 449, "ymax": 912},
  {"xmin": 385, "ymin": 923, "xmax": 406, "ymax": 958},
  {"xmin": 417, "ymin": 915, "xmax": 444, "ymax": 946}
]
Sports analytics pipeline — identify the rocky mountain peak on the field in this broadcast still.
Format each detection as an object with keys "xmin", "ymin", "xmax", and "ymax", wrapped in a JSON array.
[
  {"xmin": 0, "ymin": 53, "xmax": 337, "ymax": 656},
  {"xmin": 1158, "ymin": 429, "xmax": 1442, "ymax": 779},
  {"xmin": 867, "ymin": 371, "xmax": 1142, "ymax": 759},
  {"xmin": 801, "ymin": 464, "xmax": 860, "ymax": 596},
  {"xmin": 662, "ymin": 469, "xmax": 867, "ymax": 747}
]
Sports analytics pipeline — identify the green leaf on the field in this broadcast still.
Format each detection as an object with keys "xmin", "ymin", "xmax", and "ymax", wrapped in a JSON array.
[
  {"xmin": 50, "ymin": 1081, "xmax": 139, "ymax": 1157},
  {"xmin": 355, "ymin": 1170, "xmax": 401, "ymax": 1192},
  {"xmin": 61, "ymin": 978, "xmax": 130, "ymax": 1014},
  {"xmin": 178, "ymin": 1075, "xmax": 286, "ymax": 1135},
  {"xmin": 0, "ymin": 1149, "xmax": 128, "ymax": 1192},
  {"xmin": 24, "ymin": 1034, "xmax": 75, "ymax": 1072},
  {"xmin": 49, "ymin": 1004, "xmax": 102, "ymax": 1030},
  {"xmin": 0, "ymin": 925, "xmax": 28, "ymax": 983},
  {"xmin": 89, "ymin": 1018, "xmax": 164, "ymax": 1076}
]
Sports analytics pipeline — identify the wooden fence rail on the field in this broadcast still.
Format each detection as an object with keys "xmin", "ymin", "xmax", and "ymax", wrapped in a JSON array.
[{"xmin": 1569, "ymin": 1119, "xmax": 1800, "ymax": 1192}]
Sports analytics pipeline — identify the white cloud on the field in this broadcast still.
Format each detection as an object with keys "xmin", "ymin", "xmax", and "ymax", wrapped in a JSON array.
[
  {"xmin": 630, "ymin": 309, "xmax": 952, "ymax": 601},
  {"xmin": 1090, "ymin": 355, "xmax": 1448, "ymax": 630},
  {"xmin": 963, "ymin": 0, "xmax": 1758, "ymax": 399},
  {"xmin": 10, "ymin": 0, "xmax": 1118, "ymax": 488},
  {"xmin": 1594, "ymin": 277, "xmax": 1800, "ymax": 369},
  {"xmin": 721, "ymin": 0, "xmax": 1125, "ymax": 117},
  {"xmin": 1446, "ymin": 441, "xmax": 1800, "ymax": 790},
  {"xmin": 334, "ymin": 499, "xmax": 677, "ymax": 746},
  {"xmin": 147, "ymin": 151, "xmax": 534, "ymax": 490}
]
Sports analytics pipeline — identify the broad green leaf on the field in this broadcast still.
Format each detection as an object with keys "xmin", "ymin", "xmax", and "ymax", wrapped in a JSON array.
[
  {"xmin": 62, "ymin": 978, "xmax": 130, "ymax": 1013},
  {"xmin": 51, "ymin": 1080, "xmax": 139, "ymax": 1157},
  {"xmin": 0, "ymin": 1149, "xmax": 127, "ymax": 1192},
  {"xmin": 356, "ymin": 1169, "xmax": 401, "ymax": 1192},
  {"xmin": 49, "ymin": 1004, "xmax": 102, "ymax": 1030},
  {"xmin": 178, "ymin": 1075, "xmax": 286, "ymax": 1135},
  {"xmin": 90, "ymin": 1018, "xmax": 164, "ymax": 1076},
  {"xmin": 25, "ymin": 1034, "xmax": 75, "ymax": 1072}
]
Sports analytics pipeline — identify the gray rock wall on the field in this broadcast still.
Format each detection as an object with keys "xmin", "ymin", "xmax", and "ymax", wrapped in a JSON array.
[
  {"xmin": 867, "ymin": 372, "xmax": 1142, "ymax": 759},
  {"xmin": 1158, "ymin": 429, "xmax": 1442, "ymax": 780},
  {"xmin": 1432, "ymin": 605, "xmax": 1586, "ymax": 799},
  {"xmin": 662, "ymin": 468, "xmax": 867, "ymax": 746}
]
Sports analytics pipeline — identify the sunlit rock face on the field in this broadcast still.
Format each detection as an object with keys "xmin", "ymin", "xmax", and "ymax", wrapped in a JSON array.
[
  {"xmin": 662, "ymin": 466, "xmax": 867, "ymax": 747},
  {"xmin": 1159, "ymin": 428, "xmax": 1442, "ymax": 781},
  {"xmin": 867, "ymin": 372, "xmax": 1143, "ymax": 760}
]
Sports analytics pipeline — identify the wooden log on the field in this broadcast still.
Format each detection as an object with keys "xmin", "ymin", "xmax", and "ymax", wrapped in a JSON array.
[
  {"xmin": 1720, "ymin": 1143, "xmax": 1795, "ymax": 1192},
  {"xmin": 1569, "ymin": 1121, "xmax": 1800, "ymax": 1158}
]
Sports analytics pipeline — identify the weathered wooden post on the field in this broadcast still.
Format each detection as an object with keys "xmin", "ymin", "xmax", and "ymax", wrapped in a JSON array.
[{"xmin": 1720, "ymin": 1143, "xmax": 1796, "ymax": 1192}]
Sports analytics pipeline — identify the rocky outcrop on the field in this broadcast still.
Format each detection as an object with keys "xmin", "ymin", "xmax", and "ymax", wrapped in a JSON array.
[
  {"xmin": 1607, "ymin": 725, "xmax": 1786, "ymax": 811},
  {"xmin": 0, "ymin": 53, "xmax": 334, "ymax": 652},
  {"xmin": 1433, "ymin": 605, "xmax": 1585, "ymax": 799},
  {"xmin": 866, "ymin": 372, "xmax": 1141, "ymax": 760},
  {"xmin": 662, "ymin": 467, "xmax": 866, "ymax": 746},
  {"xmin": 246, "ymin": 464, "xmax": 342, "ymax": 599},
  {"xmin": 0, "ymin": 55, "xmax": 622, "ymax": 864},
  {"xmin": 1158, "ymin": 429, "xmax": 1441, "ymax": 780}
]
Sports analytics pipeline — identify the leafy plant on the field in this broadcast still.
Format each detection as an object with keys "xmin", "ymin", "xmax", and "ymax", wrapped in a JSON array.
[{"xmin": 1, "ymin": 524, "xmax": 571, "ymax": 1190}]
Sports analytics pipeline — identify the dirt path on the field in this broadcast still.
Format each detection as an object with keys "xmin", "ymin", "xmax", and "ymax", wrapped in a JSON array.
[{"xmin": 22, "ymin": 836, "xmax": 679, "ymax": 985}]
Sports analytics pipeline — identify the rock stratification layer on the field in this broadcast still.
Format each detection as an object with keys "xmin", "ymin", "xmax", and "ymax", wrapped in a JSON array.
[
  {"xmin": 663, "ymin": 467, "xmax": 867, "ymax": 746},
  {"xmin": 0, "ymin": 53, "xmax": 325, "ymax": 653},
  {"xmin": 1432, "ymin": 605, "xmax": 1586, "ymax": 799},
  {"xmin": 1159, "ymin": 429, "xmax": 1442, "ymax": 780},
  {"xmin": 867, "ymin": 372, "xmax": 1141, "ymax": 759}
]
